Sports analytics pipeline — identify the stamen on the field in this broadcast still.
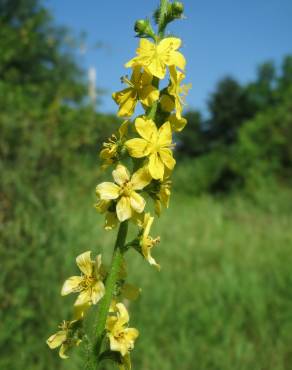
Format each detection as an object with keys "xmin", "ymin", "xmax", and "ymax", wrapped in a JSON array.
[{"xmin": 121, "ymin": 76, "xmax": 134, "ymax": 88}]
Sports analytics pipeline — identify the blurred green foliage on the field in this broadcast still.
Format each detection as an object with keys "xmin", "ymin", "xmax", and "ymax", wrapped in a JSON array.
[
  {"xmin": 177, "ymin": 57, "xmax": 292, "ymax": 194},
  {"xmin": 0, "ymin": 2, "xmax": 117, "ymax": 369},
  {"xmin": 1, "ymin": 1, "xmax": 292, "ymax": 370}
]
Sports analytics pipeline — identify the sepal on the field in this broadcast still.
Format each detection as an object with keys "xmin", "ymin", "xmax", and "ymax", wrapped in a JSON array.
[
  {"xmin": 134, "ymin": 18, "xmax": 156, "ymax": 40},
  {"xmin": 98, "ymin": 351, "xmax": 132, "ymax": 370}
]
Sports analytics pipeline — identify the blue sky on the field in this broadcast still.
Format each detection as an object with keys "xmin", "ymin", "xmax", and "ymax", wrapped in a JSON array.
[{"xmin": 46, "ymin": 0, "xmax": 292, "ymax": 114}]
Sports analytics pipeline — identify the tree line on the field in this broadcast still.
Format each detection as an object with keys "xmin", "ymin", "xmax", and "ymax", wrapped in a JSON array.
[{"xmin": 177, "ymin": 58, "xmax": 292, "ymax": 193}]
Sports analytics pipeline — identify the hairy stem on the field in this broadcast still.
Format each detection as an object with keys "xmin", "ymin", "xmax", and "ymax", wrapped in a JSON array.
[
  {"xmin": 147, "ymin": 75, "xmax": 161, "ymax": 119},
  {"xmin": 149, "ymin": 0, "xmax": 168, "ymax": 119},
  {"xmin": 147, "ymin": 101, "xmax": 159, "ymax": 120},
  {"xmin": 158, "ymin": 0, "xmax": 169, "ymax": 37},
  {"xmin": 93, "ymin": 2, "xmax": 169, "ymax": 368},
  {"xmin": 94, "ymin": 221, "xmax": 128, "ymax": 365}
]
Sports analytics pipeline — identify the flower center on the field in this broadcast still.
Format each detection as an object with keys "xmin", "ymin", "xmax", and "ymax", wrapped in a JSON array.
[
  {"xmin": 59, "ymin": 320, "xmax": 70, "ymax": 331},
  {"xmin": 147, "ymin": 138, "xmax": 160, "ymax": 154},
  {"xmin": 116, "ymin": 331, "xmax": 125, "ymax": 340},
  {"xmin": 81, "ymin": 274, "xmax": 95, "ymax": 289},
  {"xmin": 121, "ymin": 182, "xmax": 133, "ymax": 197}
]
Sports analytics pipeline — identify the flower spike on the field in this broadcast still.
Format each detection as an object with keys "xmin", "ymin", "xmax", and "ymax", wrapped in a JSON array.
[{"xmin": 48, "ymin": 1, "xmax": 189, "ymax": 368}]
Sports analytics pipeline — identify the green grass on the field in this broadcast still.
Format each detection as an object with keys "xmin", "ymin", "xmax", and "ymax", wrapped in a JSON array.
[
  {"xmin": 131, "ymin": 193, "xmax": 292, "ymax": 370},
  {"xmin": 62, "ymin": 186, "xmax": 292, "ymax": 370},
  {"xmin": 2, "ymin": 172, "xmax": 292, "ymax": 370}
]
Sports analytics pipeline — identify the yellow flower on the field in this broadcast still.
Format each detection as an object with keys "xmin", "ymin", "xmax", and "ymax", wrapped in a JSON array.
[
  {"xmin": 168, "ymin": 114, "xmax": 187, "ymax": 132},
  {"xmin": 95, "ymin": 200, "xmax": 118, "ymax": 230},
  {"xmin": 61, "ymin": 251, "xmax": 105, "ymax": 306},
  {"xmin": 154, "ymin": 176, "xmax": 172, "ymax": 216},
  {"xmin": 112, "ymin": 67, "xmax": 159, "ymax": 117},
  {"xmin": 140, "ymin": 213, "xmax": 160, "ymax": 269},
  {"xmin": 125, "ymin": 38, "xmax": 185, "ymax": 79},
  {"xmin": 168, "ymin": 66, "xmax": 191, "ymax": 119},
  {"xmin": 100, "ymin": 121, "xmax": 129, "ymax": 168},
  {"xmin": 47, "ymin": 320, "xmax": 81, "ymax": 359},
  {"xmin": 125, "ymin": 117, "xmax": 176, "ymax": 180},
  {"xmin": 96, "ymin": 164, "xmax": 151, "ymax": 222},
  {"xmin": 160, "ymin": 65, "xmax": 191, "ymax": 119},
  {"xmin": 106, "ymin": 303, "xmax": 139, "ymax": 356}
]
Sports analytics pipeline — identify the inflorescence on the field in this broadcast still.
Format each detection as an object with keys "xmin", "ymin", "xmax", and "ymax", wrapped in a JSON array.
[{"xmin": 47, "ymin": 1, "xmax": 190, "ymax": 369}]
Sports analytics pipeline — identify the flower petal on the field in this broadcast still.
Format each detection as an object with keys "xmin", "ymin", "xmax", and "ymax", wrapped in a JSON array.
[
  {"xmin": 124, "ymin": 327, "xmax": 139, "ymax": 341},
  {"xmin": 174, "ymin": 98, "xmax": 183, "ymax": 119},
  {"xmin": 125, "ymin": 138, "xmax": 150, "ymax": 158},
  {"xmin": 76, "ymin": 251, "xmax": 93, "ymax": 276},
  {"xmin": 138, "ymin": 38, "xmax": 155, "ymax": 53},
  {"xmin": 169, "ymin": 51, "xmax": 186, "ymax": 70},
  {"xmin": 140, "ymin": 69, "xmax": 153, "ymax": 85},
  {"xmin": 169, "ymin": 114, "xmax": 187, "ymax": 132},
  {"xmin": 59, "ymin": 344, "xmax": 69, "ymax": 359},
  {"xmin": 91, "ymin": 281, "xmax": 105, "ymax": 304},
  {"xmin": 124, "ymin": 39, "xmax": 155, "ymax": 68},
  {"xmin": 130, "ymin": 166, "xmax": 152, "ymax": 190},
  {"xmin": 160, "ymin": 183, "xmax": 171, "ymax": 208},
  {"xmin": 96, "ymin": 182, "xmax": 120, "ymax": 200},
  {"xmin": 130, "ymin": 191, "xmax": 146, "ymax": 213},
  {"xmin": 96, "ymin": 254, "xmax": 102, "ymax": 271},
  {"xmin": 116, "ymin": 302, "xmax": 129, "ymax": 325},
  {"xmin": 157, "ymin": 122, "xmax": 172, "ymax": 147},
  {"xmin": 154, "ymin": 199, "xmax": 162, "ymax": 216},
  {"xmin": 118, "ymin": 120, "xmax": 129, "ymax": 138},
  {"xmin": 135, "ymin": 117, "xmax": 158, "ymax": 142},
  {"xmin": 61, "ymin": 276, "xmax": 83, "ymax": 296},
  {"xmin": 112, "ymin": 88, "xmax": 137, "ymax": 118},
  {"xmin": 124, "ymin": 56, "xmax": 136, "ymax": 69},
  {"xmin": 144, "ymin": 251, "xmax": 161, "ymax": 270},
  {"xmin": 74, "ymin": 288, "xmax": 92, "ymax": 306},
  {"xmin": 116, "ymin": 196, "xmax": 132, "ymax": 222},
  {"xmin": 109, "ymin": 334, "xmax": 126, "ymax": 355},
  {"xmin": 148, "ymin": 153, "xmax": 164, "ymax": 180},
  {"xmin": 139, "ymin": 85, "xmax": 159, "ymax": 107},
  {"xmin": 47, "ymin": 331, "xmax": 66, "ymax": 349},
  {"xmin": 112, "ymin": 87, "xmax": 132, "ymax": 104},
  {"xmin": 106, "ymin": 315, "xmax": 117, "ymax": 332},
  {"xmin": 147, "ymin": 59, "xmax": 166, "ymax": 79},
  {"xmin": 130, "ymin": 66, "xmax": 142, "ymax": 84},
  {"xmin": 112, "ymin": 164, "xmax": 130, "ymax": 186},
  {"xmin": 143, "ymin": 213, "xmax": 154, "ymax": 238},
  {"xmin": 95, "ymin": 199, "xmax": 110, "ymax": 214},
  {"xmin": 159, "ymin": 148, "xmax": 176, "ymax": 170},
  {"xmin": 158, "ymin": 37, "xmax": 181, "ymax": 53}
]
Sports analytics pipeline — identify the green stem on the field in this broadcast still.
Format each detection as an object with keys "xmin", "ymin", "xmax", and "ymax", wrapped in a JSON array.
[
  {"xmin": 158, "ymin": 0, "xmax": 169, "ymax": 38},
  {"xmin": 92, "ymin": 3, "xmax": 170, "ymax": 369},
  {"xmin": 148, "ymin": 1, "xmax": 168, "ymax": 120},
  {"xmin": 147, "ymin": 101, "xmax": 158, "ymax": 120},
  {"xmin": 94, "ymin": 221, "xmax": 128, "ymax": 365},
  {"xmin": 147, "ymin": 76, "xmax": 160, "ymax": 120}
]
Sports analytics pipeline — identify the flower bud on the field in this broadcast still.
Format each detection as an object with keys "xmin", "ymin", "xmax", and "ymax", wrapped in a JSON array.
[
  {"xmin": 134, "ymin": 18, "xmax": 155, "ymax": 40},
  {"xmin": 134, "ymin": 19, "xmax": 148, "ymax": 34},
  {"xmin": 171, "ymin": 2, "xmax": 184, "ymax": 18}
]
